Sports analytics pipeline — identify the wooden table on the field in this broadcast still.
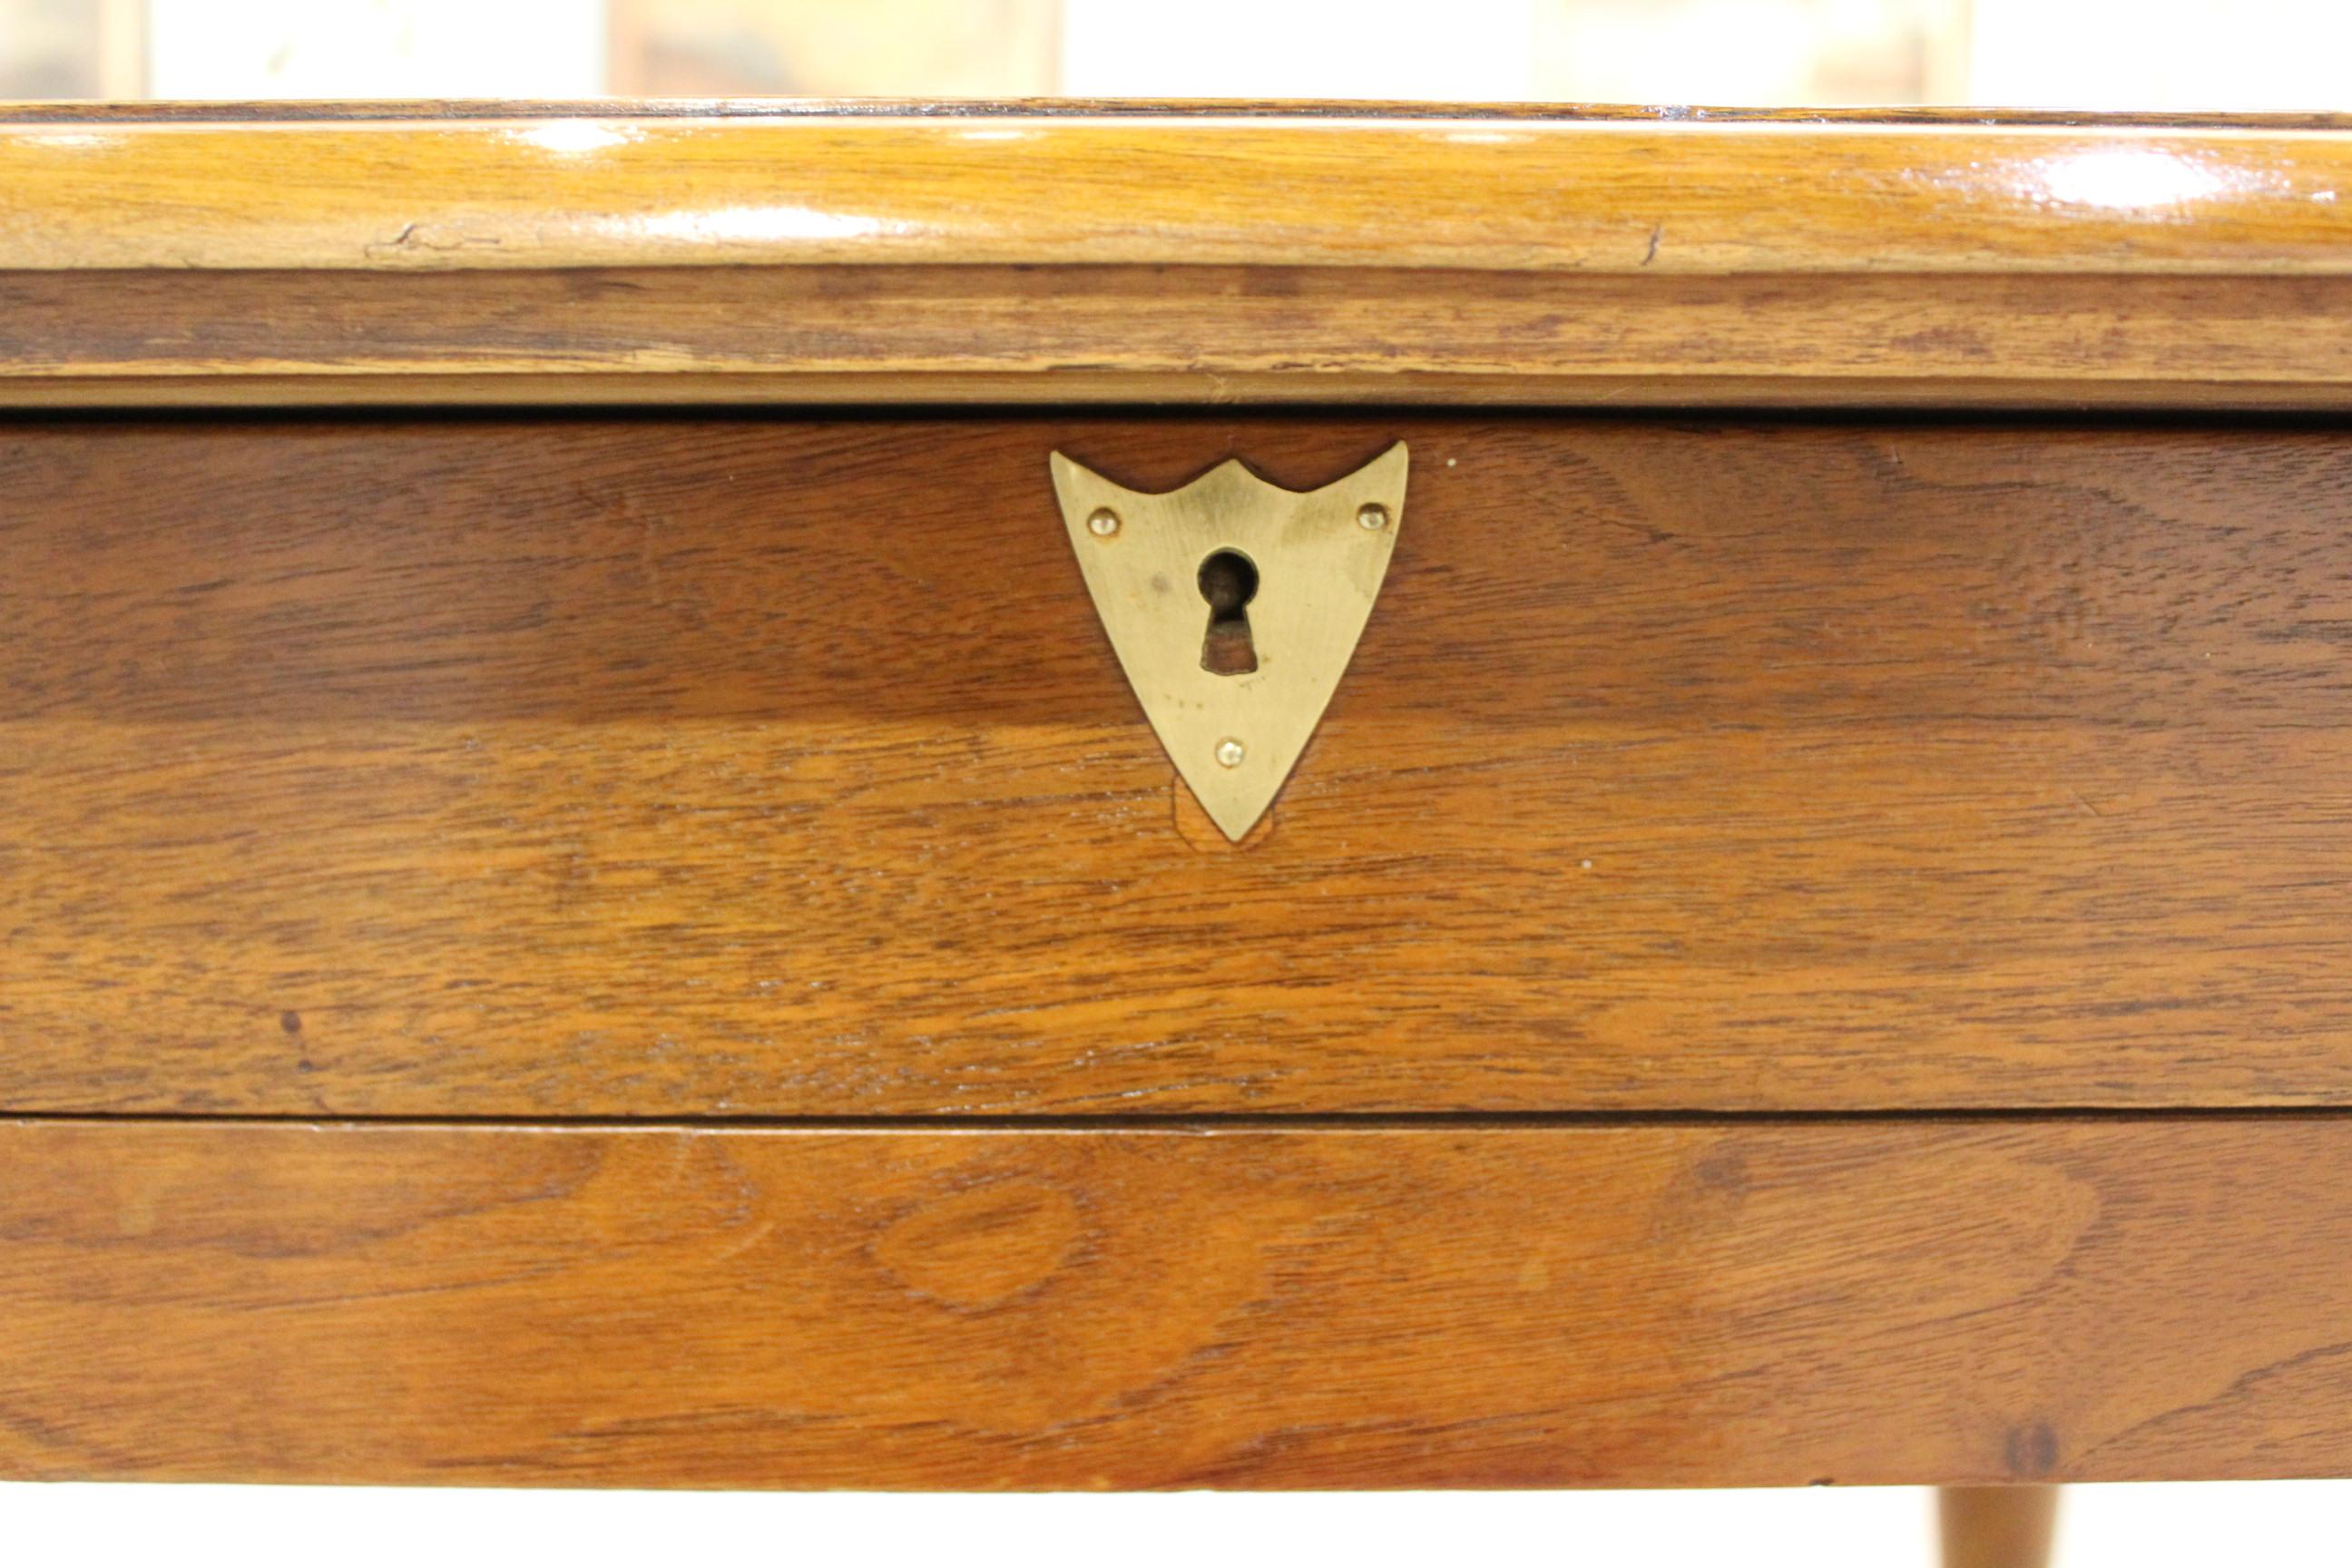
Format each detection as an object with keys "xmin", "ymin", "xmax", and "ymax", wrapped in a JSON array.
[{"xmin": 5, "ymin": 102, "xmax": 2350, "ymax": 1563}]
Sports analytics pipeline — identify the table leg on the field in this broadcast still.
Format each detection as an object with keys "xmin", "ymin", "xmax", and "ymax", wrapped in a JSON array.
[{"xmin": 1939, "ymin": 1485, "xmax": 2060, "ymax": 1568}]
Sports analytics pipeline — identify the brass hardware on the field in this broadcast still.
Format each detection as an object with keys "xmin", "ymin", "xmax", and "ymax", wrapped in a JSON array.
[{"xmin": 1052, "ymin": 444, "xmax": 1407, "ymax": 841}]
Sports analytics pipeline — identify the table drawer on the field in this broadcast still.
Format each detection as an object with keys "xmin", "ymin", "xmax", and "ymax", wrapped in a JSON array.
[
  {"xmin": 6, "ymin": 1114, "xmax": 2350, "ymax": 1487},
  {"xmin": 5, "ymin": 412, "xmax": 2350, "ymax": 1114}
]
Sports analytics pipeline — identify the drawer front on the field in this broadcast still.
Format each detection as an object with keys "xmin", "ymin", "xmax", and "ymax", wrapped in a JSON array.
[
  {"xmin": 6, "ymin": 1115, "xmax": 2351, "ymax": 1487},
  {"xmin": 3, "ymin": 413, "xmax": 2350, "ymax": 1114}
]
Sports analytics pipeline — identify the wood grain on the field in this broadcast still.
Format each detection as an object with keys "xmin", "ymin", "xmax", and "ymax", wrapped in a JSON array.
[
  {"xmin": 3, "ymin": 110, "xmax": 2351, "ymax": 408},
  {"xmin": 5, "ymin": 114, "xmax": 2347, "ymax": 274},
  {"xmin": 5, "ymin": 1115, "xmax": 2350, "ymax": 1487},
  {"xmin": 6, "ymin": 414, "xmax": 2352, "ymax": 1116},
  {"xmin": 5, "ymin": 267, "xmax": 2351, "ymax": 412}
]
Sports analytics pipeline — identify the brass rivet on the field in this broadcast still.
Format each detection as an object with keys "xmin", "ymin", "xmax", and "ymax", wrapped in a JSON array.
[
  {"xmin": 1087, "ymin": 507, "xmax": 1122, "ymax": 538},
  {"xmin": 1357, "ymin": 503, "xmax": 1389, "ymax": 531},
  {"xmin": 1215, "ymin": 738, "xmax": 1247, "ymax": 769}
]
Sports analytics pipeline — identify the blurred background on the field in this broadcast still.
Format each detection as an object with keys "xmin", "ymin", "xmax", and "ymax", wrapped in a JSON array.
[
  {"xmin": 3, "ymin": 1, "xmax": 2349, "ymax": 1563},
  {"xmin": 3, "ymin": 0, "xmax": 2350, "ymax": 109}
]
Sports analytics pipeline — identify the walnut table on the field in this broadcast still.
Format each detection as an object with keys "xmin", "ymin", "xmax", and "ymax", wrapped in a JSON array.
[{"xmin": 5, "ymin": 102, "xmax": 2351, "ymax": 1566}]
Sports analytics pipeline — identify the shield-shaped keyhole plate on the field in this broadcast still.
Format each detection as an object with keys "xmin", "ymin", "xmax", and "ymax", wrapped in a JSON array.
[{"xmin": 1052, "ymin": 444, "xmax": 1407, "ymax": 840}]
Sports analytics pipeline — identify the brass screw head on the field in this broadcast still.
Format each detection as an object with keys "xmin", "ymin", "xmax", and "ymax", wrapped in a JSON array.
[
  {"xmin": 1215, "ymin": 738, "xmax": 1247, "ymax": 769},
  {"xmin": 1357, "ymin": 503, "xmax": 1390, "ymax": 531},
  {"xmin": 1087, "ymin": 507, "xmax": 1122, "ymax": 537}
]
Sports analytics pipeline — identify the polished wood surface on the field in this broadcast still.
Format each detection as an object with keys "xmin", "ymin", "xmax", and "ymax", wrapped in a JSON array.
[
  {"xmin": 7, "ymin": 414, "xmax": 2352, "ymax": 1116},
  {"xmin": 9, "ymin": 103, "xmax": 2351, "ymax": 1506},
  {"xmin": 5, "ymin": 113, "xmax": 2347, "ymax": 273},
  {"xmin": 5, "ymin": 1115, "xmax": 2348, "ymax": 1488},
  {"xmin": 2, "ymin": 108, "xmax": 2350, "ymax": 408},
  {"xmin": 1940, "ymin": 1487, "xmax": 2060, "ymax": 1568}
]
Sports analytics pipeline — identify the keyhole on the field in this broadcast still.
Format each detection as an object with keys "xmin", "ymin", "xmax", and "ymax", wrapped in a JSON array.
[{"xmin": 1198, "ymin": 548, "xmax": 1259, "ymax": 676}]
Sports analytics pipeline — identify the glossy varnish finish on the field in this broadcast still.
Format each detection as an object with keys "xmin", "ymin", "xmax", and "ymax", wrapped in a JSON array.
[
  {"xmin": 5, "ymin": 113, "xmax": 2347, "ymax": 272},
  {"xmin": 2, "ymin": 108, "xmax": 2351, "ymax": 408},
  {"xmin": 6, "ymin": 1115, "xmax": 2350, "ymax": 1488},
  {"xmin": 5, "ymin": 414, "xmax": 2352, "ymax": 1115}
]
